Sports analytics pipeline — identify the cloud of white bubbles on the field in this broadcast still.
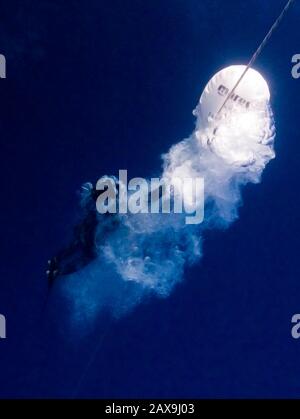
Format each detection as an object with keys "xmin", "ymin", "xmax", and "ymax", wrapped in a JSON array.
[{"xmin": 62, "ymin": 81, "xmax": 275, "ymax": 329}]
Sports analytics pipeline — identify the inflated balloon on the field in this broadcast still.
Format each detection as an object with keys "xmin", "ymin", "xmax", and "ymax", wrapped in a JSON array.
[
  {"xmin": 195, "ymin": 65, "xmax": 270, "ymax": 128},
  {"xmin": 194, "ymin": 65, "xmax": 275, "ymax": 168}
]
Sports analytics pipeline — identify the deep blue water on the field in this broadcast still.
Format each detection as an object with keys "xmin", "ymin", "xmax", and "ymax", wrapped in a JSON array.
[{"xmin": 0, "ymin": 0, "xmax": 300, "ymax": 398}]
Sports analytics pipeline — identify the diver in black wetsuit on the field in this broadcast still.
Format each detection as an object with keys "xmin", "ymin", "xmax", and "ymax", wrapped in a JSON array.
[
  {"xmin": 46, "ymin": 183, "xmax": 119, "ymax": 288},
  {"xmin": 46, "ymin": 209, "xmax": 98, "ymax": 287}
]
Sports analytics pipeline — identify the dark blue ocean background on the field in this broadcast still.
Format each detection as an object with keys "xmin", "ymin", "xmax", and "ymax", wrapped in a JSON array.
[{"xmin": 0, "ymin": 0, "xmax": 300, "ymax": 398}]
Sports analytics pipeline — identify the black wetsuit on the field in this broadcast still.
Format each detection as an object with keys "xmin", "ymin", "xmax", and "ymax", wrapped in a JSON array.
[{"xmin": 47, "ymin": 186, "xmax": 118, "ymax": 287}]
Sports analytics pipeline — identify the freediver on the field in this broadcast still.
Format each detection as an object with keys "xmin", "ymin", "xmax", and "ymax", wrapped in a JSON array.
[{"xmin": 46, "ymin": 182, "xmax": 119, "ymax": 288}]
